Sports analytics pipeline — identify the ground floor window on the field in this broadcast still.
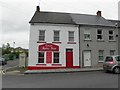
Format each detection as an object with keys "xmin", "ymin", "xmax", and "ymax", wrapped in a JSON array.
[
  {"xmin": 38, "ymin": 52, "xmax": 44, "ymax": 63},
  {"xmin": 110, "ymin": 50, "xmax": 115, "ymax": 55},
  {"xmin": 98, "ymin": 50, "xmax": 104, "ymax": 61},
  {"xmin": 53, "ymin": 52, "xmax": 59, "ymax": 63}
]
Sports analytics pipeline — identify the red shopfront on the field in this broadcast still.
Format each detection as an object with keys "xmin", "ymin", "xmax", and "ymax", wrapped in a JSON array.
[{"xmin": 34, "ymin": 43, "xmax": 64, "ymax": 69}]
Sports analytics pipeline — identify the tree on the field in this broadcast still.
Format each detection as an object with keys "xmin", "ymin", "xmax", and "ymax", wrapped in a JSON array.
[{"xmin": 2, "ymin": 43, "xmax": 11, "ymax": 55}]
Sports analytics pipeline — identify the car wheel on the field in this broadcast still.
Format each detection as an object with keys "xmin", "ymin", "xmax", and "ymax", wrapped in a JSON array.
[{"xmin": 113, "ymin": 67, "xmax": 120, "ymax": 74}]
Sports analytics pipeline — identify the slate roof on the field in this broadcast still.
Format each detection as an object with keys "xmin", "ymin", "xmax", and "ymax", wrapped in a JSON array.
[
  {"xmin": 30, "ymin": 11, "xmax": 116, "ymax": 27},
  {"xmin": 108, "ymin": 20, "xmax": 120, "ymax": 28}
]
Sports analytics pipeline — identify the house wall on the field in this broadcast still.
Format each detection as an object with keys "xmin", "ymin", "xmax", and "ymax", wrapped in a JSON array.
[
  {"xmin": 80, "ymin": 26, "xmax": 118, "ymax": 68},
  {"xmin": 29, "ymin": 23, "xmax": 80, "ymax": 69}
]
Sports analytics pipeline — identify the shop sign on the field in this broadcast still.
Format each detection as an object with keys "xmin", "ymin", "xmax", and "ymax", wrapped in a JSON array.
[{"xmin": 39, "ymin": 44, "xmax": 59, "ymax": 51}]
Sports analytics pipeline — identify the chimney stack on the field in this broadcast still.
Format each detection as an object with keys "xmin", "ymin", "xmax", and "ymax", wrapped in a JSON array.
[
  {"xmin": 96, "ymin": 10, "xmax": 102, "ymax": 16},
  {"xmin": 36, "ymin": 6, "xmax": 40, "ymax": 12}
]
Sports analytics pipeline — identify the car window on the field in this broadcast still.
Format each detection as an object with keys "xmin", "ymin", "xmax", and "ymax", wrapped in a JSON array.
[
  {"xmin": 115, "ymin": 56, "xmax": 120, "ymax": 62},
  {"xmin": 105, "ymin": 57, "xmax": 113, "ymax": 62}
]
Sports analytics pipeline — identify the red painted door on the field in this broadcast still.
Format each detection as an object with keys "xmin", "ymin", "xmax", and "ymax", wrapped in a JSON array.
[
  {"xmin": 46, "ymin": 51, "xmax": 52, "ymax": 63},
  {"xmin": 66, "ymin": 49, "xmax": 73, "ymax": 68}
]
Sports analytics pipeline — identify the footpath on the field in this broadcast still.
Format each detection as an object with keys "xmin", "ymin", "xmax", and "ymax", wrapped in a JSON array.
[{"xmin": 1, "ymin": 66, "xmax": 103, "ymax": 75}]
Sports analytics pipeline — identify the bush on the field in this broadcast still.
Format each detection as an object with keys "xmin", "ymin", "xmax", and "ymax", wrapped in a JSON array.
[{"xmin": 3, "ymin": 54, "xmax": 16, "ymax": 61}]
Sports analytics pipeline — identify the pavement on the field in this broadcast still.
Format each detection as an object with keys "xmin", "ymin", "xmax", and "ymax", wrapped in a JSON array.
[
  {"xmin": 1, "ymin": 65, "xmax": 103, "ymax": 75},
  {"xmin": 24, "ymin": 67, "xmax": 103, "ymax": 74}
]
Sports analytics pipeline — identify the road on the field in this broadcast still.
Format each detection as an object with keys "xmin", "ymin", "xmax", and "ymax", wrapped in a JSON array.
[
  {"xmin": 0, "ymin": 59, "xmax": 19, "ymax": 70},
  {"xmin": 2, "ymin": 71, "xmax": 119, "ymax": 88},
  {"xmin": 0, "ymin": 59, "xmax": 19, "ymax": 74}
]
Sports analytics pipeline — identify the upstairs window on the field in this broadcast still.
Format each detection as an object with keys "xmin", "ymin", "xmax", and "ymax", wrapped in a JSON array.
[
  {"xmin": 68, "ymin": 31, "xmax": 74, "ymax": 42},
  {"xmin": 109, "ymin": 30, "xmax": 115, "ymax": 41},
  {"xmin": 97, "ymin": 29, "xmax": 103, "ymax": 40},
  {"xmin": 84, "ymin": 30, "xmax": 91, "ymax": 40},
  {"xmin": 39, "ymin": 30, "xmax": 45, "ymax": 41},
  {"xmin": 54, "ymin": 31, "xmax": 60, "ymax": 42}
]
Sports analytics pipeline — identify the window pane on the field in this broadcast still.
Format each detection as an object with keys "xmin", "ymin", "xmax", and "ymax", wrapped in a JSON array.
[
  {"xmin": 69, "ymin": 37, "xmax": 74, "ymax": 42},
  {"xmin": 97, "ymin": 35, "xmax": 102, "ymax": 39},
  {"xmin": 109, "ymin": 31, "xmax": 113, "ymax": 34},
  {"xmin": 39, "ymin": 31, "xmax": 45, "ymax": 35},
  {"xmin": 38, "ymin": 58, "xmax": 44, "ymax": 63},
  {"xmin": 39, "ymin": 30, "xmax": 45, "ymax": 41},
  {"xmin": 99, "ymin": 50, "xmax": 104, "ymax": 61},
  {"xmin": 54, "ymin": 31, "xmax": 59, "ymax": 36},
  {"xmin": 84, "ymin": 34, "xmax": 90, "ymax": 39},
  {"xmin": 69, "ymin": 31, "xmax": 74, "ymax": 37},
  {"xmin": 110, "ymin": 50, "xmax": 115, "ymax": 55},
  {"xmin": 109, "ymin": 36, "xmax": 114, "ymax": 40},
  {"xmin": 54, "ymin": 37, "xmax": 59, "ymax": 41},
  {"xmin": 53, "ymin": 53, "xmax": 59, "ymax": 63},
  {"xmin": 38, "ymin": 52, "xmax": 44, "ymax": 63},
  {"xmin": 39, "ymin": 36, "xmax": 45, "ymax": 41},
  {"xmin": 99, "ymin": 50, "xmax": 103, "ymax": 55},
  {"xmin": 97, "ymin": 30, "xmax": 102, "ymax": 34},
  {"xmin": 99, "ymin": 56, "xmax": 104, "ymax": 61},
  {"xmin": 54, "ymin": 31, "xmax": 59, "ymax": 41}
]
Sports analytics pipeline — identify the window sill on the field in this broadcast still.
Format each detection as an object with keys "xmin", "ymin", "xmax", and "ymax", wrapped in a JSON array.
[
  {"xmin": 52, "ymin": 64, "xmax": 62, "ymax": 66},
  {"xmin": 67, "ymin": 42, "xmax": 76, "ymax": 44},
  {"xmin": 36, "ymin": 63, "xmax": 46, "ymax": 65},
  {"xmin": 97, "ymin": 40, "xmax": 104, "ymax": 42},
  {"xmin": 109, "ymin": 40, "xmax": 116, "ymax": 42},
  {"xmin": 37, "ymin": 41, "xmax": 46, "ymax": 43},
  {"xmin": 98, "ymin": 61, "xmax": 104, "ymax": 63},
  {"xmin": 52, "ymin": 42, "xmax": 62, "ymax": 44},
  {"xmin": 84, "ymin": 39, "xmax": 92, "ymax": 41}
]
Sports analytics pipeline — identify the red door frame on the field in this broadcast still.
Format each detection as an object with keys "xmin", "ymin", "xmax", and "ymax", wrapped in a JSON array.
[{"xmin": 66, "ymin": 49, "xmax": 73, "ymax": 68}]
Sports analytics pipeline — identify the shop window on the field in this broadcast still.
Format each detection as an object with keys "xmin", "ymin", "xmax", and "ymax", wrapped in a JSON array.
[
  {"xmin": 97, "ymin": 29, "xmax": 103, "ymax": 40},
  {"xmin": 98, "ymin": 50, "xmax": 104, "ymax": 61},
  {"xmin": 39, "ymin": 30, "xmax": 45, "ymax": 41},
  {"xmin": 54, "ymin": 31, "xmax": 60, "ymax": 41},
  {"xmin": 38, "ymin": 52, "xmax": 44, "ymax": 63},
  {"xmin": 68, "ymin": 31, "xmax": 74, "ymax": 42},
  {"xmin": 53, "ymin": 52, "xmax": 59, "ymax": 63}
]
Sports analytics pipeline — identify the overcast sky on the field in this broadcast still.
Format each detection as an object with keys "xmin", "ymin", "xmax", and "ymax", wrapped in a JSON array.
[{"xmin": 0, "ymin": 0, "xmax": 120, "ymax": 49}]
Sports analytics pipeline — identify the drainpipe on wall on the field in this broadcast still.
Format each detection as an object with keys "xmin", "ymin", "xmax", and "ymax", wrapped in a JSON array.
[
  {"xmin": 118, "ymin": 25, "xmax": 120, "ymax": 55},
  {"xmin": 78, "ymin": 25, "xmax": 82, "ymax": 68}
]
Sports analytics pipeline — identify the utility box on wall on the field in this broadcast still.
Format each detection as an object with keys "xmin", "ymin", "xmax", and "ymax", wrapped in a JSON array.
[{"xmin": 19, "ymin": 53, "xmax": 26, "ymax": 68}]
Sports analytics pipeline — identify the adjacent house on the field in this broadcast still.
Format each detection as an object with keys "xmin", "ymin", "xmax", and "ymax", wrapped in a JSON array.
[{"xmin": 28, "ymin": 6, "xmax": 119, "ymax": 70}]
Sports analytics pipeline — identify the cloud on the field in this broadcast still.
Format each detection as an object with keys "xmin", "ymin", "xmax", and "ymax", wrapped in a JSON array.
[
  {"xmin": 2, "ymin": 31, "xmax": 29, "ymax": 49},
  {"xmin": 0, "ymin": 0, "xmax": 119, "ymax": 48}
]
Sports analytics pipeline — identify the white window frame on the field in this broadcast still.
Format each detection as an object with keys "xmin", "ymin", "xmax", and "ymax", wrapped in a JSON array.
[
  {"xmin": 53, "ymin": 52, "xmax": 60, "ymax": 64},
  {"xmin": 53, "ymin": 30, "xmax": 60, "ymax": 42},
  {"xmin": 98, "ymin": 50, "xmax": 104, "ymax": 62},
  {"xmin": 84, "ymin": 30, "xmax": 91, "ymax": 40},
  {"xmin": 108, "ymin": 30, "xmax": 115, "ymax": 41},
  {"xmin": 97, "ymin": 29, "xmax": 103, "ymax": 41},
  {"xmin": 110, "ymin": 50, "xmax": 115, "ymax": 55},
  {"xmin": 39, "ymin": 30, "xmax": 45, "ymax": 41},
  {"xmin": 38, "ymin": 51, "xmax": 45, "ymax": 64},
  {"xmin": 68, "ymin": 31, "xmax": 75, "ymax": 42}
]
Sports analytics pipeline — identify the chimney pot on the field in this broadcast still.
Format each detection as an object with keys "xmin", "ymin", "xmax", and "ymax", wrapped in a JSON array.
[
  {"xmin": 36, "ymin": 6, "xmax": 40, "ymax": 12},
  {"xmin": 96, "ymin": 10, "xmax": 102, "ymax": 16}
]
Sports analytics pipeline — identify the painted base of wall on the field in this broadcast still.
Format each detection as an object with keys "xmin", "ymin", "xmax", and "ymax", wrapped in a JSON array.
[{"xmin": 28, "ymin": 66, "xmax": 80, "ymax": 70}]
